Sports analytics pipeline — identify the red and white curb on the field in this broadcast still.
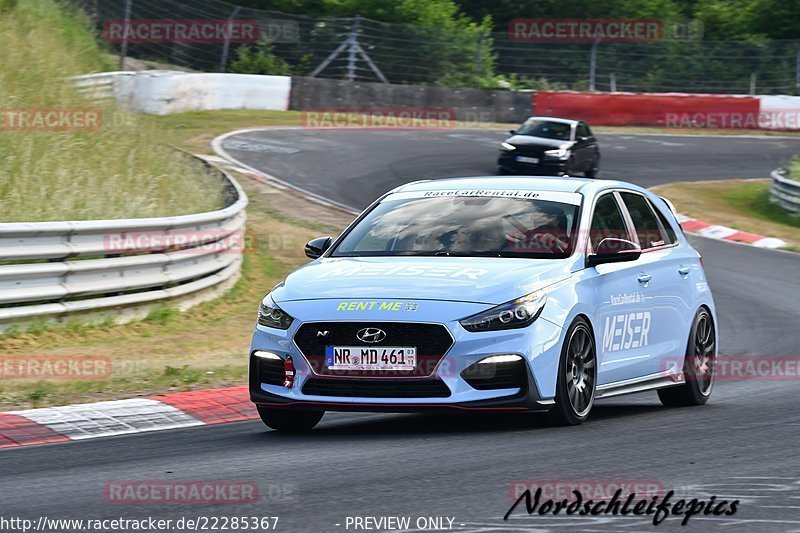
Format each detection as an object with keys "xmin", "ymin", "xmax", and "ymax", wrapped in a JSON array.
[
  {"xmin": 0, "ymin": 386, "xmax": 257, "ymax": 448},
  {"xmin": 676, "ymin": 214, "xmax": 787, "ymax": 249}
]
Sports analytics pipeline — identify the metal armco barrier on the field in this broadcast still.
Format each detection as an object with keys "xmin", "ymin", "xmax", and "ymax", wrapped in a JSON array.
[
  {"xmin": 0, "ymin": 161, "xmax": 248, "ymax": 330},
  {"xmin": 770, "ymin": 168, "xmax": 800, "ymax": 215}
]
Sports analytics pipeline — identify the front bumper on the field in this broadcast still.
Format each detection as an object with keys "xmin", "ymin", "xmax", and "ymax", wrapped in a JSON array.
[
  {"xmin": 497, "ymin": 152, "xmax": 567, "ymax": 175},
  {"xmin": 248, "ymin": 303, "xmax": 565, "ymax": 413}
]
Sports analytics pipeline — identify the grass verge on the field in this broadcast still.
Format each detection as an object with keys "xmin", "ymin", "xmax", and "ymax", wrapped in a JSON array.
[
  {"xmin": 0, "ymin": 0, "xmax": 224, "ymax": 222},
  {"xmin": 652, "ymin": 179, "xmax": 800, "ymax": 249}
]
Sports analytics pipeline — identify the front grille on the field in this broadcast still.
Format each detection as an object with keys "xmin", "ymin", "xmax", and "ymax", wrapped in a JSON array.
[
  {"xmin": 302, "ymin": 377, "xmax": 451, "ymax": 398},
  {"xmin": 256, "ymin": 357, "xmax": 285, "ymax": 386},
  {"xmin": 461, "ymin": 358, "xmax": 527, "ymax": 390},
  {"xmin": 514, "ymin": 145, "xmax": 548, "ymax": 157},
  {"xmin": 294, "ymin": 322, "xmax": 453, "ymax": 377}
]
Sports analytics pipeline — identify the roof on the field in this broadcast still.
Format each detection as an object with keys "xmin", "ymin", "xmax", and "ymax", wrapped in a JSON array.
[{"xmin": 525, "ymin": 116, "xmax": 580, "ymax": 125}]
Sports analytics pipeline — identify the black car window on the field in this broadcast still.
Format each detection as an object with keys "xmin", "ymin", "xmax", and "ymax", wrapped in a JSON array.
[
  {"xmin": 577, "ymin": 123, "xmax": 590, "ymax": 138},
  {"xmin": 620, "ymin": 192, "xmax": 666, "ymax": 249},
  {"xmin": 584, "ymin": 123, "xmax": 594, "ymax": 137},
  {"xmin": 590, "ymin": 193, "xmax": 629, "ymax": 250},
  {"xmin": 652, "ymin": 200, "xmax": 678, "ymax": 245}
]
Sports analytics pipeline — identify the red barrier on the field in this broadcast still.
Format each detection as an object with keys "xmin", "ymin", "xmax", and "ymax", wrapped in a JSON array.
[{"xmin": 534, "ymin": 91, "xmax": 761, "ymax": 128}]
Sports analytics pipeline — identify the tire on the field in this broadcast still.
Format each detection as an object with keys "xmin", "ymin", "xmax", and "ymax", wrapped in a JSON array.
[
  {"xmin": 547, "ymin": 317, "xmax": 597, "ymax": 426},
  {"xmin": 585, "ymin": 154, "xmax": 600, "ymax": 178},
  {"xmin": 657, "ymin": 308, "xmax": 715, "ymax": 407},
  {"xmin": 563, "ymin": 156, "xmax": 577, "ymax": 177},
  {"xmin": 257, "ymin": 406, "xmax": 324, "ymax": 432}
]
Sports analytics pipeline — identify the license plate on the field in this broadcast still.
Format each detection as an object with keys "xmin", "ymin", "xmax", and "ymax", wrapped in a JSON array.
[
  {"xmin": 516, "ymin": 156, "xmax": 539, "ymax": 164},
  {"xmin": 325, "ymin": 346, "xmax": 417, "ymax": 371}
]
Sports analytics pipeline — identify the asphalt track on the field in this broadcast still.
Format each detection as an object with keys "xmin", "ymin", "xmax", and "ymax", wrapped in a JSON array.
[{"xmin": 3, "ymin": 130, "xmax": 800, "ymax": 533}]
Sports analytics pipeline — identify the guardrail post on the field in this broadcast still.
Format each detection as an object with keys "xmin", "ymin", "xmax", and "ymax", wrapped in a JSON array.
[
  {"xmin": 119, "ymin": 0, "xmax": 133, "ymax": 70},
  {"xmin": 219, "ymin": 6, "xmax": 243, "ymax": 73}
]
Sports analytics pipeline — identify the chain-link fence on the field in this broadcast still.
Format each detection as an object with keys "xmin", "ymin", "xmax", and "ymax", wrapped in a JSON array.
[{"xmin": 76, "ymin": 0, "xmax": 800, "ymax": 95}]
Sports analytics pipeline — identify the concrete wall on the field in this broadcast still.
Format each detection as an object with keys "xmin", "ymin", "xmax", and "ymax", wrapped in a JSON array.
[
  {"xmin": 102, "ymin": 71, "xmax": 292, "ymax": 115},
  {"xmin": 289, "ymin": 77, "xmax": 533, "ymax": 124}
]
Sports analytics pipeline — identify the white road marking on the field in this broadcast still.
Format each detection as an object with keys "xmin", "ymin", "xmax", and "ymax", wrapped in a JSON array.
[{"xmin": 9, "ymin": 399, "xmax": 204, "ymax": 440}]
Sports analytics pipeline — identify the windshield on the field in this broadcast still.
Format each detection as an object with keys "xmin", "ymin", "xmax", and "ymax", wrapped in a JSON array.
[
  {"xmin": 331, "ymin": 195, "xmax": 579, "ymax": 259},
  {"xmin": 515, "ymin": 119, "xmax": 573, "ymax": 140}
]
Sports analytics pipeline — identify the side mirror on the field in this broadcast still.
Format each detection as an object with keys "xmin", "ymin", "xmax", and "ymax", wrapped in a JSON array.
[
  {"xmin": 587, "ymin": 238, "xmax": 641, "ymax": 267},
  {"xmin": 304, "ymin": 236, "xmax": 333, "ymax": 259},
  {"xmin": 579, "ymin": 136, "xmax": 589, "ymax": 142},
  {"xmin": 509, "ymin": 129, "xmax": 518, "ymax": 135}
]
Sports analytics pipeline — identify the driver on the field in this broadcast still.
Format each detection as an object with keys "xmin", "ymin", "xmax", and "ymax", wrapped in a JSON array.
[{"xmin": 507, "ymin": 207, "xmax": 570, "ymax": 253}]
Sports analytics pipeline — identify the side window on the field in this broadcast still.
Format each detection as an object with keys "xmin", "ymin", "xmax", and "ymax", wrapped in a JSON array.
[
  {"xmin": 584, "ymin": 124, "xmax": 594, "ymax": 137},
  {"xmin": 590, "ymin": 193, "xmax": 629, "ymax": 250},
  {"xmin": 577, "ymin": 122, "xmax": 589, "ymax": 138},
  {"xmin": 652, "ymin": 201, "xmax": 678, "ymax": 245},
  {"xmin": 619, "ymin": 192, "xmax": 666, "ymax": 249}
]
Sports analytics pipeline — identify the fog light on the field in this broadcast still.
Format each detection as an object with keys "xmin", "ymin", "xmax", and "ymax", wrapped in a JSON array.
[
  {"xmin": 478, "ymin": 354, "xmax": 523, "ymax": 364},
  {"xmin": 254, "ymin": 350, "xmax": 282, "ymax": 360},
  {"xmin": 283, "ymin": 355, "xmax": 295, "ymax": 388}
]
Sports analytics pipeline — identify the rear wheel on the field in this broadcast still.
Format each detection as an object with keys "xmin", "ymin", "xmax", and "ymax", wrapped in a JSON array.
[
  {"xmin": 547, "ymin": 318, "xmax": 597, "ymax": 426},
  {"xmin": 257, "ymin": 406, "xmax": 324, "ymax": 432},
  {"xmin": 657, "ymin": 308, "xmax": 715, "ymax": 407}
]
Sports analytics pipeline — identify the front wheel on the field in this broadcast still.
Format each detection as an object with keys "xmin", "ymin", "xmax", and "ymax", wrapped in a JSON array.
[
  {"xmin": 585, "ymin": 154, "xmax": 600, "ymax": 178},
  {"xmin": 657, "ymin": 308, "xmax": 715, "ymax": 407},
  {"xmin": 547, "ymin": 318, "xmax": 597, "ymax": 426},
  {"xmin": 257, "ymin": 406, "xmax": 324, "ymax": 432}
]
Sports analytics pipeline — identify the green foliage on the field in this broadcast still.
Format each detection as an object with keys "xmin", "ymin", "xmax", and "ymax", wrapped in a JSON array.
[
  {"xmin": 231, "ymin": 38, "xmax": 295, "ymax": 76},
  {"xmin": 143, "ymin": 306, "xmax": 179, "ymax": 325},
  {"xmin": 722, "ymin": 182, "xmax": 800, "ymax": 227}
]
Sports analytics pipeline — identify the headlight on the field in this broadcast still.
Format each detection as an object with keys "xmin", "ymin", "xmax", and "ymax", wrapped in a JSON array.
[
  {"xmin": 459, "ymin": 291, "xmax": 547, "ymax": 332},
  {"xmin": 544, "ymin": 147, "xmax": 569, "ymax": 159},
  {"xmin": 500, "ymin": 142, "xmax": 516, "ymax": 151},
  {"xmin": 258, "ymin": 294, "xmax": 294, "ymax": 330}
]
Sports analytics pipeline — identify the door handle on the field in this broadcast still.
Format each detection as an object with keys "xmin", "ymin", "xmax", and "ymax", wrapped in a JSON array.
[
  {"xmin": 637, "ymin": 274, "xmax": 652, "ymax": 284},
  {"xmin": 678, "ymin": 266, "xmax": 691, "ymax": 276}
]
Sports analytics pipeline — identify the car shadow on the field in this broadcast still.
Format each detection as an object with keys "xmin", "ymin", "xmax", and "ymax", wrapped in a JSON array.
[{"xmin": 250, "ymin": 402, "xmax": 668, "ymax": 441}]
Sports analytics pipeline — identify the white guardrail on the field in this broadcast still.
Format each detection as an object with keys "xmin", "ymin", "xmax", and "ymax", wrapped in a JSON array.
[
  {"xmin": 0, "ymin": 160, "xmax": 247, "ymax": 330},
  {"xmin": 770, "ymin": 168, "xmax": 800, "ymax": 215}
]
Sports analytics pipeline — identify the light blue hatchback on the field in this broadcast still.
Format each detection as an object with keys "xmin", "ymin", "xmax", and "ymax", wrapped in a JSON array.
[{"xmin": 249, "ymin": 177, "xmax": 717, "ymax": 430}]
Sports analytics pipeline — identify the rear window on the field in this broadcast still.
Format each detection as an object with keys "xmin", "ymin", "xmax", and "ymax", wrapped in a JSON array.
[{"xmin": 619, "ymin": 192, "xmax": 666, "ymax": 249}]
